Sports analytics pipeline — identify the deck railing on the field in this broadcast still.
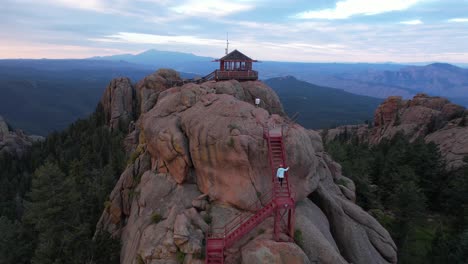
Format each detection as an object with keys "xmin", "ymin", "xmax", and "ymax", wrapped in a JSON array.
[{"xmin": 215, "ymin": 70, "xmax": 258, "ymax": 80}]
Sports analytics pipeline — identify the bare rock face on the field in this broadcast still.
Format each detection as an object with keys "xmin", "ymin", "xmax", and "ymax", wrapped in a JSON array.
[
  {"xmin": 323, "ymin": 94, "xmax": 468, "ymax": 168},
  {"xmin": 321, "ymin": 124, "xmax": 370, "ymax": 144},
  {"xmin": 203, "ymin": 80, "xmax": 285, "ymax": 116},
  {"xmin": 97, "ymin": 75, "xmax": 397, "ymax": 264},
  {"xmin": 241, "ymin": 239, "xmax": 311, "ymax": 264},
  {"xmin": 142, "ymin": 83, "xmax": 310, "ymax": 209},
  {"xmin": 0, "ymin": 115, "xmax": 44, "ymax": 157},
  {"xmin": 136, "ymin": 69, "xmax": 182, "ymax": 114},
  {"xmin": 101, "ymin": 77, "xmax": 136, "ymax": 131},
  {"xmin": 425, "ymin": 120, "xmax": 468, "ymax": 169},
  {"xmin": 370, "ymin": 94, "xmax": 468, "ymax": 168},
  {"xmin": 370, "ymin": 93, "xmax": 465, "ymax": 144}
]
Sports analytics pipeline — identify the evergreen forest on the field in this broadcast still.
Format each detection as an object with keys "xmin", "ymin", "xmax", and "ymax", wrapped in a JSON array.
[
  {"xmin": 325, "ymin": 132, "xmax": 468, "ymax": 263},
  {"xmin": 0, "ymin": 104, "xmax": 122, "ymax": 264}
]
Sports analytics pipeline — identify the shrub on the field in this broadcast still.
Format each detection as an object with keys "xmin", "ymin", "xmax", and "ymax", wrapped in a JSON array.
[
  {"xmin": 227, "ymin": 137, "xmax": 235, "ymax": 148},
  {"xmin": 136, "ymin": 254, "xmax": 145, "ymax": 264},
  {"xmin": 337, "ymin": 178, "xmax": 348, "ymax": 187},
  {"xmin": 228, "ymin": 123, "xmax": 241, "ymax": 132},
  {"xmin": 258, "ymin": 228, "xmax": 265, "ymax": 235},
  {"xmin": 176, "ymin": 250, "xmax": 185, "ymax": 263},
  {"xmin": 104, "ymin": 200, "xmax": 112, "ymax": 210},
  {"xmin": 294, "ymin": 229, "xmax": 304, "ymax": 248},
  {"xmin": 127, "ymin": 144, "xmax": 145, "ymax": 166},
  {"xmin": 129, "ymin": 189, "xmax": 140, "ymax": 200},
  {"xmin": 151, "ymin": 213, "xmax": 162, "ymax": 224},
  {"xmin": 203, "ymin": 214, "xmax": 212, "ymax": 225}
]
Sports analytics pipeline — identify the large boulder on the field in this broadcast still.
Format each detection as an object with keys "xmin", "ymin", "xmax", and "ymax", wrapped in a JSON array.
[
  {"xmin": 141, "ymin": 83, "xmax": 314, "ymax": 209},
  {"xmin": 136, "ymin": 69, "xmax": 181, "ymax": 114},
  {"xmin": 101, "ymin": 77, "xmax": 136, "ymax": 131},
  {"xmin": 425, "ymin": 121, "xmax": 468, "ymax": 169}
]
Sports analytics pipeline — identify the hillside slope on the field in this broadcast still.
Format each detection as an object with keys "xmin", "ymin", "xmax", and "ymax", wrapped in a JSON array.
[
  {"xmin": 308, "ymin": 63, "xmax": 468, "ymax": 106},
  {"xmin": 265, "ymin": 76, "xmax": 383, "ymax": 129}
]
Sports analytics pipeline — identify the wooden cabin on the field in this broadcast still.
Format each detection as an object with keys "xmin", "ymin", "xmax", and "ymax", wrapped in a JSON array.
[{"xmin": 214, "ymin": 49, "xmax": 258, "ymax": 81}]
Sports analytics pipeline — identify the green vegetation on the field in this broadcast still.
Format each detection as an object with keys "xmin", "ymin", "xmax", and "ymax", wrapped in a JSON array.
[
  {"xmin": 136, "ymin": 254, "xmax": 145, "ymax": 264},
  {"xmin": 0, "ymin": 60, "xmax": 154, "ymax": 135},
  {"xmin": 265, "ymin": 76, "xmax": 382, "ymax": 129},
  {"xmin": 176, "ymin": 250, "xmax": 185, "ymax": 263},
  {"xmin": 227, "ymin": 137, "xmax": 235, "ymax": 148},
  {"xmin": 258, "ymin": 228, "xmax": 266, "ymax": 235},
  {"xmin": 326, "ymin": 133, "xmax": 468, "ymax": 264},
  {"xmin": 0, "ymin": 103, "xmax": 125, "ymax": 263},
  {"xmin": 151, "ymin": 213, "xmax": 162, "ymax": 224},
  {"xmin": 228, "ymin": 123, "xmax": 241, "ymax": 132},
  {"xmin": 203, "ymin": 214, "xmax": 213, "ymax": 225},
  {"xmin": 294, "ymin": 229, "xmax": 304, "ymax": 249}
]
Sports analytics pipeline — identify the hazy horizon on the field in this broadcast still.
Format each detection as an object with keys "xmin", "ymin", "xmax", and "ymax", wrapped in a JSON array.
[{"xmin": 2, "ymin": 0, "xmax": 468, "ymax": 63}]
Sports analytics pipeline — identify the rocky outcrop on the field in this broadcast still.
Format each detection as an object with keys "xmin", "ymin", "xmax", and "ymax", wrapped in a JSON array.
[
  {"xmin": 0, "ymin": 115, "xmax": 44, "ymax": 157},
  {"xmin": 241, "ymin": 239, "xmax": 311, "ymax": 264},
  {"xmin": 425, "ymin": 119, "xmax": 468, "ymax": 168},
  {"xmin": 321, "ymin": 124, "xmax": 370, "ymax": 144},
  {"xmin": 136, "ymin": 69, "xmax": 182, "ymax": 114},
  {"xmin": 323, "ymin": 94, "xmax": 468, "ymax": 168},
  {"xmin": 97, "ymin": 73, "xmax": 397, "ymax": 264},
  {"xmin": 371, "ymin": 94, "xmax": 465, "ymax": 143},
  {"xmin": 101, "ymin": 77, "xmax": 136, "ymax": 131}
]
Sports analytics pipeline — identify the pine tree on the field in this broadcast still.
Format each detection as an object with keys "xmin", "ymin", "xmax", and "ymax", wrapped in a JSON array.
[{"xmin": 24, "ymin": 162, "xmax": 87, "ymax": 264}]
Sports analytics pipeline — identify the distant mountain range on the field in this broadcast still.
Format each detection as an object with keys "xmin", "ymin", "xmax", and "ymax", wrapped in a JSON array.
[
  {"xmin": 1, "ymin": 49, "xmax": 467, "ymax": 134},
  {"xmin": 304, "ymin": 62, "xmax": 468, "ymax": 104},
  {"xmin": 265, "ymin": 76, "xmax": 383, "ymax": 129},
  {"xmin": 93, "ymin": 50, "xmax": 468, "ymax": 107},
  {"xmin": 91, "ymin": 49, "xmax": 409, "ymax": 77},
  {"xmin": 0, "ymin": 60, "xmax": 154, "ymax": 135}
]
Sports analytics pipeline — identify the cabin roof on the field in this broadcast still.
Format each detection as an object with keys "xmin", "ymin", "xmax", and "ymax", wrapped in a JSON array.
[{"xmin": 217, "ymin": 49, "xmax": 256, "ymax": 61}]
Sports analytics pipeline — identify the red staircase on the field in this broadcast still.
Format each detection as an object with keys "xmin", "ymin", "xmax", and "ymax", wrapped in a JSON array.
[{"xmin": 205, "ymin": 126, "xmax": 295, "ymax": 264}]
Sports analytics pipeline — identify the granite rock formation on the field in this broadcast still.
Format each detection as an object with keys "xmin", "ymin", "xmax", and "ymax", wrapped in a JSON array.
[
  {"xmin": 97, "ymin": 70, "xmax": 397, "ymax": 264},
  {"xmin": 323, "ymin": 94, "xmax": 468, "ymax": 168},
  {"xmin": 0, "ymin": 115, "xmax": 44, "ymax": 157}
]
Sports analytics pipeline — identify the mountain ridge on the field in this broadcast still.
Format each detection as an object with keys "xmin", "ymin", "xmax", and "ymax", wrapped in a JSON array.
[{"xmin": 265, "ymin": 76, "xmax": 383, "ymax": 129}]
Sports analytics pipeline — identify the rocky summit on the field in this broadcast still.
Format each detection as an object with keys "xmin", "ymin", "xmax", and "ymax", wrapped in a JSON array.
[
  {"xmin": 324, "ymin": 93, "xmax": 468, "ymax": 169},
  {"xmin": 0, "ymin": 115, "xmax": 43, "ymax": 157},
  {"xmin": 96, "ymin": 69, "xmax": 397, "ymax": 264}
]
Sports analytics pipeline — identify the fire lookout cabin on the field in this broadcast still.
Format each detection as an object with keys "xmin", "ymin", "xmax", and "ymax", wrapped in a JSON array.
[{"xmin": 213, "ymin": 49, "xmax": 258, "ymax": 81}]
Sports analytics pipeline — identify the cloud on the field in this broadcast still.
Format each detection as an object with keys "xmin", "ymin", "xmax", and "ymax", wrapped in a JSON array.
[
  {"xmin": 171, "ymin": 0, "xmax": 254, "ymax": 17},
  {"xmin": 400, "ymin": 19, "xmax": 423, "ymax": 25},
  {"xmin": 295, "ymin": 0, "xmax": 422, "ymax": 19},
  {"xmin": 35, "ymin": 0, "xmax": 110, "ymax": 12},
  {"xmin": 90, "ymin": 32, "xmax": 226, "ymax": 46},
  {"xmin": 448, "ymin": 18, "xmax": 468, "ymax": 22},
  {"xmin": 0, "ymin": 40, "xmax": 128, "ymax": 59}
]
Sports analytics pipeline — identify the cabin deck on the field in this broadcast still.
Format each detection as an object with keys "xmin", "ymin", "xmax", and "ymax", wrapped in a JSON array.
[{"xmin": 215, "ymin": 70, "xmax": 258, "ymax": 81}]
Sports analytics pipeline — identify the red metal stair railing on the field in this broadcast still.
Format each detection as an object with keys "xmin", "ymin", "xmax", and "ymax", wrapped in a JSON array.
[{"xmin": 205, "ymin": 126, "xmax": 296, "ymax": 264}]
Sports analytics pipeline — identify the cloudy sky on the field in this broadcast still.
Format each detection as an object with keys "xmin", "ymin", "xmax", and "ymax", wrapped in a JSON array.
[{"xmin": 2, "ymin": 0, "xmax": 468, "ymax": 63}]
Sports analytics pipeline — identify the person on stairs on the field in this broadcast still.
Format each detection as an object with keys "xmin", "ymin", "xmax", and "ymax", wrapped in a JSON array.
[{"xmin": 276, "ymin": 165, "xmax": 289, "ymax": 187}]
